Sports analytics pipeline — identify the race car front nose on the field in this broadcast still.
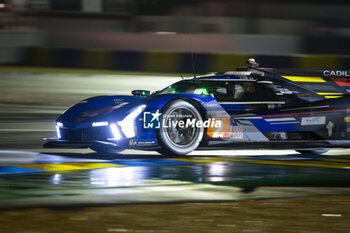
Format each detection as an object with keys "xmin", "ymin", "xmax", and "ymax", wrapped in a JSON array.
[{"xmin": 55, "ymin": 104, "xmax": 145, "ymax": 142}]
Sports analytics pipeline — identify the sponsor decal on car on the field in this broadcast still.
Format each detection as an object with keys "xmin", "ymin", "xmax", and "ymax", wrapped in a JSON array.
[
  {"xmin": 129, "ymin": 139, "xmax": 157, "ymax": 146},
  {"xmin": 143, "ymin": 110, "xmax": 162, "ymax": 129},
  {"xmin": 163, "ymin": 118, "xmax": 222, "ymax": 129},
  {"xmin": 231, "ymin": 126, "xmax": 244, "ymax": 139},
  {"xmin": 207, "ymin": 118, "xmax": 231, "ymax": 139},
  {"xmin": 323, "ymin": 70, "xmax": 350, "ymax": 77},
  {"xmin": 143, "ymin": 110, "xmax": 222, "ymax": 129},
  {"xmin": 301, "ymin": 116, "xmax": 326, "ymax": 126}
]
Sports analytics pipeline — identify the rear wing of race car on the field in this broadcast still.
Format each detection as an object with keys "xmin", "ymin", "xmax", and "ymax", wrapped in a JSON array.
[{"xmin": 257, "ymin": 68, "xmax": 350, "ymax": 99}]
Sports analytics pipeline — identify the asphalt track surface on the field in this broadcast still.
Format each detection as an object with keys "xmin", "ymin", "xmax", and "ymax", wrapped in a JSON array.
[{"xmin": 1, "ymin": 68, "xmax": 350, "ymax": 232}]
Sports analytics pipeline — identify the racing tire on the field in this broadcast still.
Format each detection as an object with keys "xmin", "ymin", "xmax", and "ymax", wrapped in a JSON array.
[
  {"xmin": 90, "ymin": 145, "xmax": 124, "ymax": 154},
  {"xmin": 296, "ymin": 149, "xmax": 329, "ymax": 155},
  {"xmin": 157, "ymin": 100, "xmax": 204, "ymax": 156}
]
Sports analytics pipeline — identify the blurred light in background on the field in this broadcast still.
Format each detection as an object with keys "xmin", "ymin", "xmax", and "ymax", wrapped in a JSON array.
[{"xmin": 1, "ymin": 0, "xmax": 350, "ymax": 71}]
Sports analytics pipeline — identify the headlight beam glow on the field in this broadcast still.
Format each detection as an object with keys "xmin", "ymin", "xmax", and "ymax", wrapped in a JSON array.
[
  {"xmin": 56, "ymin": 126, "xmax": 61, "ymax": 139},
  {"xmin": 109, "ymin": 123, "xmax": 122, "ymax": 140},
  {"xmin": 118, "ymin": 105, "xmax": 146, "ymax": 138},
  {"xmin": 56, "ymin": 122, "xmax": 63, "ymax": 139}
]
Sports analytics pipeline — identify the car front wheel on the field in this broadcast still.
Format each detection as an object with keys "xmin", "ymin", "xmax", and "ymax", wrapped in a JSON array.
[{"xmin": 157, "ymin": 100, "xmax": 204, "ymax": 156}]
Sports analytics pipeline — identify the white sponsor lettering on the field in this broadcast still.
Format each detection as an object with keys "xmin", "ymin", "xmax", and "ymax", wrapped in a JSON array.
[
  {"xmin": 178, "ymin": 120, "xmax": 184, "ymax": 128},
  {"xmin": 301, "ymin": 116, "xmax": 326, "ymax": 126},
  {"xmin": 186, "ymin": 119, "xmax": 196, "ymax": 127},
  {"xmin": 323, "ymin": 70, "xmax": 350, "ymax": 77},
  {"xmin": 214, "ymin": 120, "xmax": 222, "ymax": 128},
  {"xmin": 163, "ymin": 118, "xmax": 222, "ymax": 129}
]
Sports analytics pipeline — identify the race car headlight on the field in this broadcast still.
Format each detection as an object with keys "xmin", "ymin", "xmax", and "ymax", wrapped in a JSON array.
[
  {"xmin": 92, "ymin": 121, "xmax": 108, "ymax": 127},
  {"xmin": 118, "ymin": 105, "xmax": 146, "ymax": 138},
  {"xmin": 109, "ymin": 123, "xmax": 122, "ymax": 140},
  {"xmin": 56, "ymin": 122, "xmax": 63, "ymax": 139}
]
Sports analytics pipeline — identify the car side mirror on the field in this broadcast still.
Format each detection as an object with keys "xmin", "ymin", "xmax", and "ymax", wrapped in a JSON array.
[{"xmin": 132, "ymin": 90, "xmax": 151, "ymax": 97}]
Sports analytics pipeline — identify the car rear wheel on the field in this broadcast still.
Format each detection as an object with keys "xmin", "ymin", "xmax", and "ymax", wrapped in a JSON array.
[
  {"xmin": 90, "ymin": 145, "xmax": 124, "ymax": 154},
  {"xmin": 157, "ymin": 100, "xmax": 204, "ymax": 156}
]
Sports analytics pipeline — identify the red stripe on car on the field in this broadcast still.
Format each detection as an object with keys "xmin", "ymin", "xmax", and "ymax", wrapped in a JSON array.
[{"xmin": 332, "ymin": 78, "xmax": 350, "ymax": 86}]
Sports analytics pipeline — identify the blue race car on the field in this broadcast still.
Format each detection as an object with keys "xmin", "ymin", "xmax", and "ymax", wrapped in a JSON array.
[{"xmin": 44, "ymin": 59, "xmax": 350, "ymax": 155}]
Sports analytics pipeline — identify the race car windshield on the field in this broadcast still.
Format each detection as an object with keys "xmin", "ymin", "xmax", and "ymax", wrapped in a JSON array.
[{"xmin": 156, "ymin": 81, "xmax": 211, "ymax": 96}]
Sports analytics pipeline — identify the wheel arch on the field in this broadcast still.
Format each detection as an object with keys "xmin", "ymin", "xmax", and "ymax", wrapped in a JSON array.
[{"xmin": 160, "ymin": 97, "xmax": 207, "ymax": 120}]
